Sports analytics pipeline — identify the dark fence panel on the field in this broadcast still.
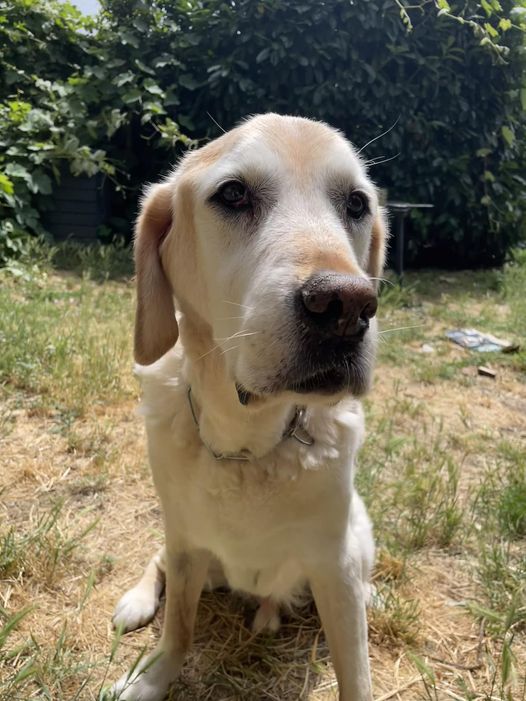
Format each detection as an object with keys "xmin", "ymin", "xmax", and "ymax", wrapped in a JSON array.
[{"xmin": 45, "ymin": 173, "xmax": 108, "ymax": 242}]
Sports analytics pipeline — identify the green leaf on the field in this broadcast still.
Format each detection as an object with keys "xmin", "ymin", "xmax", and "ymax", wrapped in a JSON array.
[
  {"xmin": 0, "ymin": 606, "xmax": 35, "ymax": 649},
  {"xmin": 407, "ymin": 652, "xmax": 436, "ymax": 685},
  {"xmin": 501, "ymin": 125, "xmax": 514, "ymax": 146},
  {"xmin": 256, "ymin": 47, "xmax": 270, "ymax": 63},
  {"xmin": 481, "ymin": 0, "xmax": 492, "ymax": 16},
  {"xmin": 113, "ymin": 71, "xmax": 134, "ymax": 88},
  {"xmin": 436, "ymin": 0, "xmax": 451, "ymax": 10},
  {"xmin": 133, "ymin": 16, "xmax": 148, "ymax": 32},
  {"xmin": 29, "ymin": 171, "xmax": 52, "ymax": 195},
  {"xmin": 0, "ymin": 173, "xmax": 14, "ymax": 195},
  {"xmin": 11, "ymin": 659, "xmax": 36, "ymax": 685},
  {"xmin": 120, "ymin": 29, "xmax": 139, "ymax": 48},
  {"xmin": 135, "ymin": 59, "xmax": 155, "ymax": 75},
  {"xmin": 484, "ymin": 22, "xmax": 498, "ymax": 37},
  {"xmin": 179, "ymin": 74, "xmax": 199, "ymax": 90},
  {"xmin": 142, "ymin": 101, "xmax": 165, "ymax": 115},
  {"xmin": 498, "ymin": 17, "xmax": 512, "ymax": 31},
  {"xmin": 143, "ymin": 79, "xmax": 164, "ymax": 96},
  {"xmin": 5, "ymin": 163, "xmax": 30, "ymax": 181},
  {"xmin": 163, "ymin": 90, "xmax": 179, "ymax": 107},
  {"xmin": 122, "ymin": 88, "xmax": 142, "ymax": 104},
  {"xmin": 501, "ymin": 642, "xmax": 514, "ymax": 686}
]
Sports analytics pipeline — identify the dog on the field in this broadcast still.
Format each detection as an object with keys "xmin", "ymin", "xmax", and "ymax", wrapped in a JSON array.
[{"xmin": 108, "ymin": 113, "xmax": 387, "ymax": 701}]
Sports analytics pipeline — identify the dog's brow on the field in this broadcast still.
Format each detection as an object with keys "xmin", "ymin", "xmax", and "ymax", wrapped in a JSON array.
[
  {"xmin": 209, "ymin": 170, "xmax": 275, "ymax": 195},
  {"xmin": 327, "ymin": 172, "xmax": 375, "ymax": 195}
]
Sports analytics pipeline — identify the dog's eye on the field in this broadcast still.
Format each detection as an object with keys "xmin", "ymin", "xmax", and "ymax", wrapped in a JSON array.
[
  {"xmin": 347, "ymin": 192, "xmax": 367, "ymax": 219},
  {"xmin": 217, "ymin": 181, "xmax": 250, "ymax": 209}
]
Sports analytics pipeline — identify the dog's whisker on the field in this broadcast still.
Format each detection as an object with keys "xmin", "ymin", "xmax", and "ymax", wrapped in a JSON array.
[
  {"xmin": 219, "ymin": 344, "xmax": 239, "ymax": 356},
  {"xmin": 207, "ymin": 112, "xmax": 226, "ymax": 134},
  {"xmin": 369, "ymin": 276, "xmax": 395, "ymax": 287},
  {"xmin": 363, "ymin": 154, "xmax": 386, "ymax": 164},
  {"xmin": 378, "ymin": 323, "xmax": 425, "ymax": 334},
  {"xmin": 198, "ymin": 331, "xmax": 259, "ymax": 360},
  {"xmin": 365, "ymin": 152, "xmax": 400, "ymax": 168},
  {"xmin": 222, "ymin": 300, "xmax": 254, "ymax": 310},
  {"xmin": 215, "ymin": 330, "xmax": 260, "ymax": 342},
  {"xmin": 229, "ymin": 329, "xmax": 259, "ymax": 338},
  {"xmin": 344, "ymin": 357, "xmax": 351, "ymax": 393},
  {"xmin": 357, "ymin": 116, "xmax": 400, "ymax": 154},
  {"xmin": 196, "ymin": 344, "xmax": 222, "ymax": 361}
]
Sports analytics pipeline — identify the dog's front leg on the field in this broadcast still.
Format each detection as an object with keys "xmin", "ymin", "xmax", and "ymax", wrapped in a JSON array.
[
  {"xmin": 109, "ymin": 548, "xmax": 209, "ymax": 701},
  {"xmin": 308, "ymin": 548, "xmax": 372, "ymax": 701}
]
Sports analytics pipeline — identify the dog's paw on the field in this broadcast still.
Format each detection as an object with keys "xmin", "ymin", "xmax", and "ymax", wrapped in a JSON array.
[
  {"xmin": 112, "ymin": 586, "xmax": 160, "ymax": 633},
  {"xmin": 104, "ymin": 673, "xmax": 164, "ymax": 701},
  {"xmin": 103, "ymin": 649, "xmax": 176, "ymax": 701},
  {"xmin": 252, "ymin": 598, "xmax": 280, "ymax": 634}
]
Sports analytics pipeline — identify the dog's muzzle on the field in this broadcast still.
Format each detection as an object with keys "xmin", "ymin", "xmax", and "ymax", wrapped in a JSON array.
[
  {"xmin": 285, "ymin": 273, "xmax": 378, "ymax": 396},
  {"xmin": 298, "ymin": 272, "xmax": 377, "ymax": 340}
]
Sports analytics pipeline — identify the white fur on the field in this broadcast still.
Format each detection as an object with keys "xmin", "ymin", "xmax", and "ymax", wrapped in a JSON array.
[{"xmin": 108, "ymin": 114, "xmax": 384, "ymax": 701}]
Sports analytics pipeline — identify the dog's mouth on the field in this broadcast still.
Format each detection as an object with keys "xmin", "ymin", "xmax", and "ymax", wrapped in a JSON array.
[
  {"xmin": 237, "ymin": 370, "xmax": 347, "ymax": 404},
  {"xmin": 281, "ymin": 332, "xmax": 373, "ymax": 397},
  {"xmin": 237, "ymin": 349, "xmax": 371, "ymax": 405},
  {"xmin": 285, "ymin": 365, "xmax": 352, "ymax": 395}
]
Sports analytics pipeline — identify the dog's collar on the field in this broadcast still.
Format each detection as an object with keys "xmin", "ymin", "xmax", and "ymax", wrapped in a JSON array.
[{"xmin": 187, "ymin": 387, "xmax": 314, "ymax": 462}]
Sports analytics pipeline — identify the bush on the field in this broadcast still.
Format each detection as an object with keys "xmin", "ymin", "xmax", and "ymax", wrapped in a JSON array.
[
  {"xmin": 0, "ymin": 0, "xmax": 188, "ymax": 262},
  {"xmin": 0, "ymin": 2, "xmax": 111, "ymax": 259},
  {"xmin": 1, "ymin": 0, "xmax": 525, "ymax": 268},
  {"xmin": 160, "ymin": 0, "xmax": 526, "ymax": 267}
]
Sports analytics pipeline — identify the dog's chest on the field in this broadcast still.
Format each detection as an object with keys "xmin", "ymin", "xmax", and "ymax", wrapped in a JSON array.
[
  {"xmin": 149, "ymin": 420, "xmax": 351, "ymax": 570},
  {"xmin": 144, "ymin": 391, "xmax": 364, "ymax": 598},
  {"xmin": 191, "ymin": 466, "xmax": 334, "ymax": 598}
]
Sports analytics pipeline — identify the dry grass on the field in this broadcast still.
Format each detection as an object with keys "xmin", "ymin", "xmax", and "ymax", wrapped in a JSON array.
[{"xmin": 1, "ymin": 244, "xmax": 525, "ymax": 700}]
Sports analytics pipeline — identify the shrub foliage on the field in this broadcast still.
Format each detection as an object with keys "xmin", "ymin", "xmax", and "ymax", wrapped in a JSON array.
[{"xmin": 1, "ymin": 0, "xmax": 525, "ymax": 266}]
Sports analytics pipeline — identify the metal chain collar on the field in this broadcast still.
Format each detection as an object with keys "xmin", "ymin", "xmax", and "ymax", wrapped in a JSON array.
[{"xmin": 187, "ymin": 387, "xmax": 314, "ymax": 462}]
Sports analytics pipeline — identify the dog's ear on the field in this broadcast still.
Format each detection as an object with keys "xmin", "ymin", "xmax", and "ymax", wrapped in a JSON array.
[
  {"xmin": 134, "ymin": 182, "xmax": 179, "ymax": 365},
  {"xmin": 367, "ymin": 207, "xmax": 388, "ymax": 289}
]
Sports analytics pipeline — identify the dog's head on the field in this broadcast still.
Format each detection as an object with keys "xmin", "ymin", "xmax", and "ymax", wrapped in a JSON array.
[{"xmin": 134, "ymin": 114, "xmax": 387, "ymax": 402}]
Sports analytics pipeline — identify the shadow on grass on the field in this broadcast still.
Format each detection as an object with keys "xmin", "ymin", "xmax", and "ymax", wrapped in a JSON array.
[
  {"xmin": 134, "ymin": 590, "xmax": 333, "ymax": 701},
  {"xmin": 51, "ymin": 240, "xmax": 134, "ymax": 282},
  {"xmin": 380, "ymin": 267, "xmax": 505, "ymax": 306}
]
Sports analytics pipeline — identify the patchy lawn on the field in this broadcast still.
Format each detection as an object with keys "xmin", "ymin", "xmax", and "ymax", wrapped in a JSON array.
[{"xmin": 1, "ymin": 245, "xmax": 525, "ymax": 701}]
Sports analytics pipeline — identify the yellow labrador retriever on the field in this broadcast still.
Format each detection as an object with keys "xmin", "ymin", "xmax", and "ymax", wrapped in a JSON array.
[{"xmin": 109, "ymin": 114, "xmax": 387, "ymax": 701}]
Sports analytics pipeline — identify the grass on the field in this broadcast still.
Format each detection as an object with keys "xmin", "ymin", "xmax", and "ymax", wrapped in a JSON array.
[
  {"xmin": 0, "ymin": 501, "xmax": 98, "ymax": 585},
  {"xmin": 0, "ymin": 243, "xmax": 135, "ymax": 417},
  {"xmin": 0, "ymin": 241, "xmax": 525, "ymax": 700}
]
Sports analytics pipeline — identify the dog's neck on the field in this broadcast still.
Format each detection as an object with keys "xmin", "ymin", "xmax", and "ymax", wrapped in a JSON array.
[{"xmin": 179, "ymin": 316, "xmax": 301, "ymax": 459}]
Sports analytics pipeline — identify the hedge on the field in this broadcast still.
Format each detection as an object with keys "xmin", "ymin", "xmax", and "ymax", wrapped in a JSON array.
[{"xmin": 1, "ymin": 0, "xmax": 525, "ymax": 267}]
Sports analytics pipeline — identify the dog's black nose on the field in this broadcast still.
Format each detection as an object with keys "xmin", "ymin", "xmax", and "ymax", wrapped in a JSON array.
[{"xmin": 299, "ymin": 272, "xmax": 378, "ymax": 338}]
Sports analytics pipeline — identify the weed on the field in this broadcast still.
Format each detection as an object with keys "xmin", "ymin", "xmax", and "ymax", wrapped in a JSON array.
[
  {"xmin": 0, "ymin": 610, "xmax": 101, "ymax": 701},
  {"xmin": 359, "ymin": 411, "xmax": 463, "ymax": 553},
  {"xmin": 473, "ymin": 544, "xmax": 526, "ymax": 632},
  {"xmin": 473, "ymin": 446, "xmax": 526, "ymax": 540},
  {"xmin": 0, "ymin": 502, "xmax": 97, "ymax": 585},
  {"xmin": 369, "ymin": 586, "xmax": 421, "ymax": 646},
  {"xmin": 499, "ymin": 483, "xmax": 526, "ymax": 539}
]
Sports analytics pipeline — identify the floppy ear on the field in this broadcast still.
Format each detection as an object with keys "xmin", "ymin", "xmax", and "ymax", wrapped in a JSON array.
[
  {"xmin": 367, "ymin": 207, "xmax": 389, "ymax": 289},
  {"xmin": 134, "ymin": 182, "xmax": 179, "ymax": 365}
]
